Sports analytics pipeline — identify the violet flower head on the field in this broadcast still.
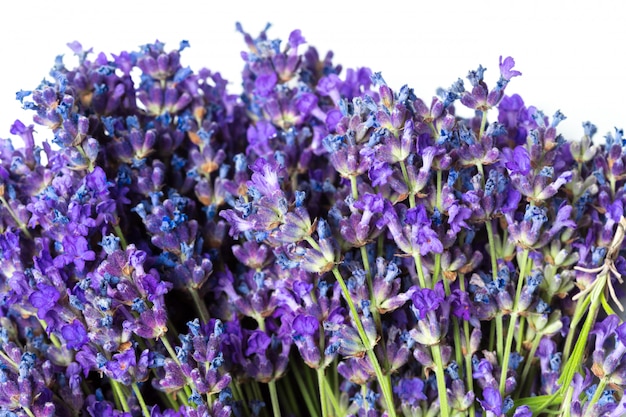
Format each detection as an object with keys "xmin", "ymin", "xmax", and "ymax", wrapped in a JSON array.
[
  {"xmin": 498, "ymin": 56, "xmax": 522, "ymax": 81},
  {"xmin": 61, "ymin": 320, "xmax": 89, "ymax": 350},
  {"xmin": 393, "ymin": 377, "xmax": 427, "ymax": 408}
]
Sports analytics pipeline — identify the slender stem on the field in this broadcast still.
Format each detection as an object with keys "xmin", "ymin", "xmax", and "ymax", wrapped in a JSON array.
[
  {"xmin": 360, "ymin": 245, "xmax": 380, "ymax": 327},
  {"xmin": 561, "ymin": 385, "xmax": 574, "ymax": 417},
  {"xmin": 317, "ymin": 368, "xmax": 329, "ymax": 417},
  {"xmin": 458, "ymin": 275, "xmax": 475, "ymax": 417},
  {"xmin": 431, "ymin": 344, "xmax": 450, "ymax": 417},
  {"xmin": 257, "ymin": 317, "xmax": 282, "ymax": 417},
  {"xmin": 484, "ymin": 220, "xmax": 499, "ymax": 279},
  {"xmin": 495, "ymin": 314, "xmax": 504, "ymax": 363},
  {"xmin": 331, "ymin": 267, "xmax": 396, "ymax": 417},
  {"xmin": 0, "ymin": 196, "xmax": 31, "ymax": 239},
  {"xmin": 111, "ymin": 379, "xmax": 130, "ymax": 412},
  {"xmin": 600, "ymin": 290, "xmax": 619, "ymax": 317},
  {"xmin": 113, "ymin": 223, "xmax": 128, "ymax": 250},
  {"xmin": 559, "ymin": 286, "xmax": 602, "ymax": 391},
  {"xmin": 516, "ymin": 316, "xmax": 526, "ymax": 352},
  {"xmin": 485, "ymin": 217, "xmax": 504, "ymax": 361},
  {"xmin": 231, "ymin": 381, "xmax": 251, "ymax": 417},
  {"xmin": 38, "ymin": 318, "xmax": 62, "ymax": 349},
  {"xmin": 443, "ymin": 278, "xmax": 463, "ymax": 373},
  {"xmin": 518, "ymin": 334, "xmax": 541, "ymax": 398},
  {"xmin": 177, "ymin": 391, "xmax": 190, "ymax": 407},
  {"xmin": 77, "ymin": 145, "xmax": 95, "ymax": 172},
  {"xmin": 189, "ymin": 287, "xmax": 210, "ymax": 324},
  {"xmin": 324, "ymin": 374, "xmax": 342, "ymax": 417},
  {"xmin": 499, "ymin": 249, "xmax": 529, "ymax": 396},
  {"xmin": 282, "ymin": 375, "xmax": 301, "ymax": 417},
  {"xmin": 478, "ymin": 110, "xmax": 488, "ymax": 141},
  {"xmin": 583, "ymin": 378, "xmax": 608, "ymax": 417},
  {"xmin": 160, "ymin": 336, "xmax": 180, "ymax": 365},
  {"xmin": 268, "ymin": 380, "xmax": 282, "ymax": 417},
  {"xmin": 350, "ymin": 175, "xmax": 359, "ymax": 200},
  {"xmin": 399, "ymin": 160, "xmax": 415, "ymax": 208},
  {"xmin": 432, "ymin": 254, "xmax": 442, "ymax": 286},
  {"xmin": 412, "ymin": 253, "xmax": 427, "ymax": 289},
  {"xmin": 251, "ymin": 380, "xmax": 264, "ymax": 404},
  {"xmin": 22, "ymin": 408, "xmax": 36, "ymax": 417},
  {"xmin": 132, "ymin": 383, "xmax": 151, "ymax": 417},
  {"xmin": 377, "ymin": 233, "xmax": 384, "ymax": 257},
  {"xmin": 562, "ymin": 296, "xmax": 591, "ymax": 363},
  {"xmin": 293, "ymin": 367, "xmax": 321, "ymax": 417},
  {"xmin": 161, "ymin": 336, "xmax": 193, "ymax": 398}
]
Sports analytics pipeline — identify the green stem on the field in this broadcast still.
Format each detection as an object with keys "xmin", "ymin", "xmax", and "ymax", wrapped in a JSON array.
[
  {"xmin": 38, "ymin": 318, "xmax": 62, "ymax": 349},
  {"xmin": 399, "ymin": 160, "xmax": 415, "ymax": 208},
  {"xmin": 177, "ymin": 391, "xmax": 190, "ymax": 407},
  {"xmin": 161, "ymin": 336, "xmax": 194, "ymax": 398},
  {"xmin": 559, "ymin": 286, "xmax": 602, "ymax": 392},
  {"xmin": 412, "ymin": 253, "xmax": 427, "ymax": 289},
  {"xmin": 293, "ymin": 367, "xmax": 321, "ymax": 417},
  {"xmin": 132, "ymin": 383, "xmax": 151, "ymax": 417},
  {"xmin": 518, "ymin": 335, "xmax": 541, "ymax": 398},
  {"xmin": 499, "ymin": 249, "xmax": 529, "ymax": 396},
  {"xmin": 484, "ymin": 220, "xmax": 498, "ymax": 279},
  {"xmin": 22, "ymin": 408, "xmax": 36, "ymax": 417},
  {"xmin": 189, "ymin": 287, "xmax": 210, "ymax": 324},
  {"xmin": 231, "ymin": 381, "xmax": 251, "ymax": 417},
  {"xmin": 331, "ymin": 267, "xmax": 396, "ymax": 417},
  {"xmin": 485, "ymin": 218, "xmax": 504, "ymax": 361},
  {"xmin": 113, "ymin": 223, "xmax": 128, "ymax": 250},
  {"xmin": 489, "ymin": 319, "xmax": 496, "ymax": 353},
  {"xmin": 495, "ymin": 314, "xmax": 504, "ymax": 363},
  {"xmin": 324, "ymin": 375, "xmax": 342, "ymax": 417},
  {"xmin": 600, "ymin": 290, "xmax": 619, "ymax": 320},
  {"xmin": 360, "ymin": 245, "xmax": 380, "ymax": 327},
  {"xmin": 77, "ymin": 145, "xmax": 95, "ymax": 172},
  {"xmin": 561, "ymin": 386, "xmax": 574, "ymax": 417},
  {"xmin": 583, "ymin": 378, "xmax": 608, "ymax": 417},
  {"xmin": 251, "ymin": 380, "xmax": 264, "ymax": 404},
  {"xmin": 282, "ymin": 375, "xmax": 301, "ymax": 417},
  {"xmin": 516, "ymin": 316, "xmax": 525, "ymax": 352},
  {"xmin": 431, "ymin": 344, "xmax": 450, "ymax": 417},
  {"xmin": 317, "ymin": 368, "xmax": 329, "ymax": 417},
  {"xmin": 432, "ymin": 254, "xmax": 442, "ymax": 286},
  {"xmin": 350, "ymin": 175, "xmax": 359, "ymax": 200},
  {"xmin": 161, "ymin": 336, "xmax": 181, "ymax": 365},
  {"xmin": 459, "ymin": 275, "xmax": 476, "ymax": 417},
  {"xmin": 257, "ymin": 317, "xmax": 282, "ymax": 417},
  {"xmin": 111, "ymin": 380, "xmax": 130, "ymax": 413},
  {"xmin": 268, "ymin": 380, "xmax": 282, "ymax": 417},
  {"xmin": 0, "ymin": 196, "xmax": 31, "ymax": 239},
  {"xmin": 443, "ymin": 279, "xmax": 463, "ymax": 374},
  {"xmin": 562, "ymin": 295, "xmax": 591, "ymax": 364},
  {"xmin": 478, "ymin": 110, "xmax": 488, "ymax": 141}
]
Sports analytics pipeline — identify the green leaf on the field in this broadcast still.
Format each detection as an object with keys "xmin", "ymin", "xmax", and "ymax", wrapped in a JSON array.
[{"xmin": 514, "ymin": 392, "xmax": 562, "ymax": 414}]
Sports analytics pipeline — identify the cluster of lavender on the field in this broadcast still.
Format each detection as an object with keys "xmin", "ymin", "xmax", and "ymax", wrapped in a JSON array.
[{"xmin": 0, "ymin": 24, "xmax": 625, "ymax": 417}]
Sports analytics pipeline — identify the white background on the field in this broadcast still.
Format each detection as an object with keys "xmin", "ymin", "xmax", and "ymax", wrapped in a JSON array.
[{"xmin": 0, "ymin": 0, "xmax": 624, "ymax": 143}]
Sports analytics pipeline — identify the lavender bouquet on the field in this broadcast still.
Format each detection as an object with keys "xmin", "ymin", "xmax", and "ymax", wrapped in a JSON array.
[{"xmin": 0, "ymin": 24, "xmax": 625, "ymax": 417}]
